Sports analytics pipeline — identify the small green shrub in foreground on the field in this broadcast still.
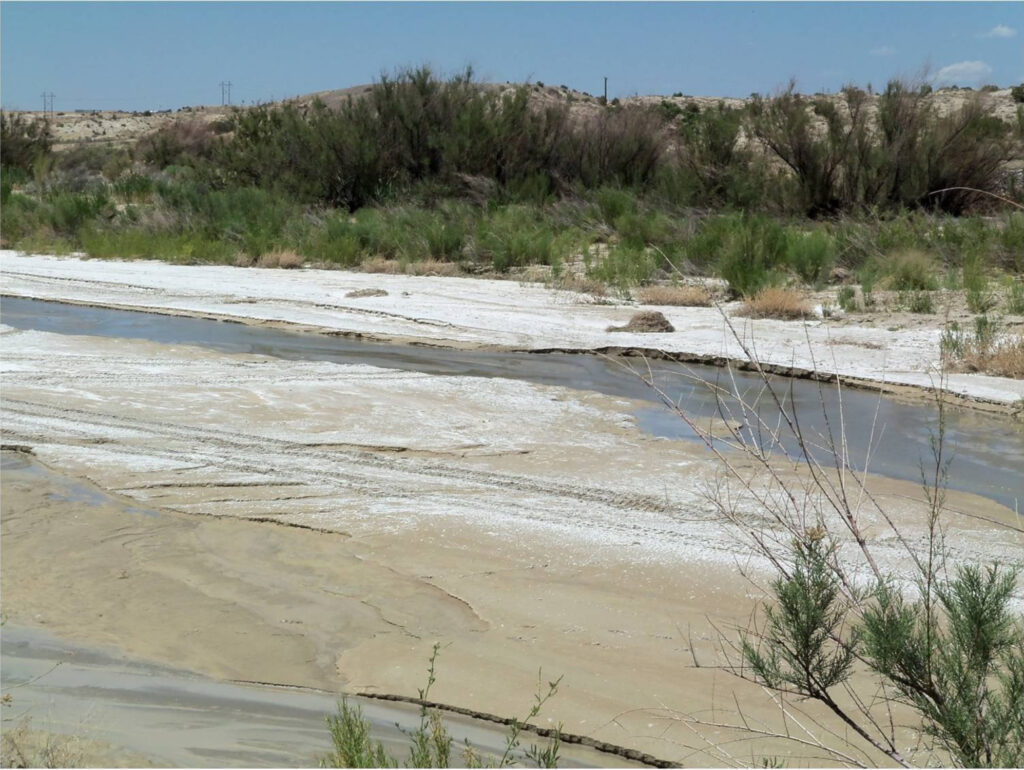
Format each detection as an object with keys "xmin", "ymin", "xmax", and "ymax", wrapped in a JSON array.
[{"xmin": 321, "ymin": 645, "xmax": 562, "ymax": 768}]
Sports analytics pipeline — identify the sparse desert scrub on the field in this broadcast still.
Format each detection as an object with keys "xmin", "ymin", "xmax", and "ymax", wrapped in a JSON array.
[
  {"xmin": 550, "ymin": 275, "xmax": 608, "ymax": 297},
  {"xmin": 321, "ymin": 645, "xmax": 563, "ymax": 769},
  {"xmin": 1, "ymin": 718, "xmax": 84, "ymax": 769},
  {"xmin": 137, "ymin": 119, "xmax": 222, "ymax": 170},
  {"xmin": 403, "ymin": 259, "xmax": 462, "ymax": 277},
  {"xmin": 1005, "ymin": 279, "xmax": 1024, "ymax": 314},
  {"xmin": 736, "ymin": 286, "xmax": 811, "ymax": 320},
  {"xmin": 941, "ymin": 316, "xmax": 1024, "ymax": 378},
  {"xmin": 360, "ymin": 256, "xmax": 403, "ymax": 274},
  {"xmin": 256, "ymin": 249, "xmax": 304, "ymax": 269},
  {"xmin": 634, "ymin": 284, "xmax": 712, "ymax": 306}
]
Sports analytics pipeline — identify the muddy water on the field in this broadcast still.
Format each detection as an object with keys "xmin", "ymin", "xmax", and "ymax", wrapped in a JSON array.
[{"xmin": 3, "ymin": 296, "xmax": 1022, "ymax": 509}]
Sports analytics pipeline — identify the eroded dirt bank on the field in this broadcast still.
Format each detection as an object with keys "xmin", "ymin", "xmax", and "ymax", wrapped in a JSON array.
[
  {"xmin": 3, "ymin": 320, "xmax": 1021, "ymax": 765},
  {"xmin": 3, "ymin": 252, "xmax": 1023, "ymax": 410}
]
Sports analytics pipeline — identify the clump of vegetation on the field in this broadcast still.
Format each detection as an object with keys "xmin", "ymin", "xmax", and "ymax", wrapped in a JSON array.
[
  {"xmin": 1, "ymin": 717, "xmax": 84, "ymax": 769},
  {"xmin": 321, "ymin": 645, "xmax": 563, "ymax": 768},
  {"xmin": 256, "ymin": 249, "xmax": 305, "ymax": 269},
  {"xmin": 749, "ymin": 80, "xmax": 1014, "ymax": 216},
  {"xmin": 898, "ymin": 289, "xmax": 935, "ymax": 314},
  {"xmin": 1005, "ymin": 279, "xmax": 1024, "ymax": 314},
  {"xmin": 714, "ymin": 214, "xmax": 788, "ymax": 298},
  {"xmin": 942, "ymin": 316, "xmax": 1024, "ymax": 378},
  {"xmin": 607, "ymin": 310, "xmax": 675, "ymax": 333},
  {"xmin": 138, "ymin": 119, "xmax": 222, "ymax": 170},
  {"xmin": 736, "ymin": 286, "xmax": 811, "ymax": 320},
  {"xmin": 1, "ymin": 112, "xmax": 53, "ymax": 175},
  {"xmin": 744, "ymin": 536, "xmax": 1024, "ymax": 767},
  {"xmin": 837, "ymin": 285, "xmax": 860, "ymax": 312},
  {"xmin": 634, "ymin": 284, "xmax": 712, "ymax": 307}
]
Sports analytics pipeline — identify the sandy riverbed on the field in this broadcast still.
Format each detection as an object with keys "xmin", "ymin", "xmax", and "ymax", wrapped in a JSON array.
[
  {"xmin": 2, "ymin": 311, "xmax": 1021, "ymax": 765},
  {"xmin": 3, "ymin": 252, "xmax": 1023, "ymax": 408},
  {"xmin": 2, "ymin": 253, "xmax": 1023, "ymax": 765}
]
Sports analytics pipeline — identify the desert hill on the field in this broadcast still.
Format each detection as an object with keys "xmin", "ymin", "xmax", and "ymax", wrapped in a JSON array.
[{"xmin": 11, "ymin": 81, "xmax": 1022, "ymax": 174}]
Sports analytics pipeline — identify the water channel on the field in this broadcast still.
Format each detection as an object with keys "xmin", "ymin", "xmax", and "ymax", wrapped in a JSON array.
[{"xmin": 2, "ymin": 296, "xmax": 1022, "ymax": 510}]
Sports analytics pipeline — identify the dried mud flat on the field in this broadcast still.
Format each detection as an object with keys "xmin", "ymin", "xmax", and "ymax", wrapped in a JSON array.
[{"xmin": 2, "ymin": 253, "xmax": 1023, "ymax": 765}]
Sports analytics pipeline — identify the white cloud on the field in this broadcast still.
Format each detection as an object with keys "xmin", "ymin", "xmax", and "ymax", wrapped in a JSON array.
[
  {"xmin": 870, "ymin": 46, "xmax": 895, "ymax": 57},
  {"xmin": 982, "ymin": 24, "xmax": 1016, "ymax": 38},
  {"xmin": 932, "ymin": 60, "xmax": 993, "ymax": 85}
]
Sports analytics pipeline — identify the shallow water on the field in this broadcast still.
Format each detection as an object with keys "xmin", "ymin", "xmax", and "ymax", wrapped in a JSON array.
[
  {"xmin": 1, "ymin": 451, "xmax": 159, "ymax": 517},
  {"xmin": 0, "ymin": 622, "xmax": 628, "ymax": 768},
  {"xmin": 3, "ymin": 296, "xmax": 1022, "ymax": 509}
]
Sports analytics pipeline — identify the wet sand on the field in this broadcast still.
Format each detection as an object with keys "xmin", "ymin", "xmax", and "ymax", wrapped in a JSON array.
[
  {"xmin": 1, "ymin": 449, "xmax": 764, "ymax": 764},
  {"xmin": 2, "ymin": 623, "xmax": 639, "ymax": 768}
]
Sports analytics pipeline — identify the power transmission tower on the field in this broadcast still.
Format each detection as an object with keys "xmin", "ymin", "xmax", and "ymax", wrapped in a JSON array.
[
  {"xmin": 219, "ymin": 81, "xmax": 233, "ymax": 106},
  {"xmin": 40, "ymin": 91, "xmax": 55, "ymax": 120}
]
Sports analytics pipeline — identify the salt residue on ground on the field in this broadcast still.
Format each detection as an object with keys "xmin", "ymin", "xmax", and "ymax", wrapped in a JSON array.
[{"xmin": 3, "ymin": 252, "xmax": 1022, "ymax": 406}]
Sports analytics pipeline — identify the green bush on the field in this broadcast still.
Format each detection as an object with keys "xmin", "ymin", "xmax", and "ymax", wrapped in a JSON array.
[
  {"xmin": 79, "ymin": 227, "xmax": 236, "ymax": 263},
  {"xmin": 866, "ymin": 249, "xmax": 939, "ymax": 291},
  {"xmin": 1005, "ymin": 279, "xmax": 1024, "ymax": 314},
  {"xmin": 669, "ymin": 101, "xmax": 765, "ymax": 208},
  {"xmin": 713, "ymin": 214, "xmax": 788, "ymax": 297},
  {"xmin": 474, "ymin": 207, "xmax": 557, "ymax": 271},
  {"xmin": 42, "ymin": 191, "xmax": 111, "ymax": 237},
  {"xmin": 1, "ymin": 112, "xmax": 53, "ymax": 173},
  {"xmin": 997, "ymin": 212, "xmax": 1024, "ymax": 272},
  {"xmin": 785, "ymin": 230, "xmax": 834, "ymax": 286},
  {"xmin": 837, "ymin": 285, "xmax": 858, "ymax": 312},
  {"xmin": 613, "ymin": 210, "xmax": 676, "ymax": 249},
  {"xmin": 595, "ymin": 187, "xmax": 636, "ymax": 224},
  {"xmin": 749, "ymin": 81, "xmax": 1013, "ymax": 216},
  {"xmin": 302, "ymin": 215, "xmax": 365, "ymax": 267},
  {"xmin": 139, "ymin": 120, "xmax": 220, "ymax": 169},
  {"xmin": 112, "ymin": 173, "xmax": 156, "ymax": 202},
  {"xmin": 590, "ymin": 242, "xmax": 657, "ymax": 286},
  {"xmin": 898, "ymin": 289, "xmax": 935, "ymax": 313}
]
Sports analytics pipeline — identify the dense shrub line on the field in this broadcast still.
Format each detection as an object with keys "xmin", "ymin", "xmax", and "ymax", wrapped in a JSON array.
[
  {"xmin": 210, "ymin": 67, "xmax": 670, "ymax": 210},
  {"xmin": 2, "ymin": 69, "xmax": 1022, "ymax": 301},
  {"xmin": 201, "ymin": 69, "xmax": 1016, "ymax": 216}
]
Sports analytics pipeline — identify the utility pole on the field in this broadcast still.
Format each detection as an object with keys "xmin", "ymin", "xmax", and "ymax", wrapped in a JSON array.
[
  {"xmin": 603, "ymin": 77, "xmax": 608, "ymax": 103},
  {"xmin": 219, "ymin": 81, "xmax": 233, "ymax": 106}
]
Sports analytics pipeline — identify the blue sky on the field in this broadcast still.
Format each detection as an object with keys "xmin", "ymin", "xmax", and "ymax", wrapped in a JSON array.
[{"xmin": 2, "ymin": 2, "xmax": 1021, "ymax": 111}]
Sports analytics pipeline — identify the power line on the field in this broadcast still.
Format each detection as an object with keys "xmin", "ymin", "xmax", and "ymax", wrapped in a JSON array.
[{"xmin": 219, "ymin": 80, "xmax": 233, "ymax": 106}]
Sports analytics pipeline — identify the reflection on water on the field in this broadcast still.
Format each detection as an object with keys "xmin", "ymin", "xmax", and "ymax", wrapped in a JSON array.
[{"xmin": 2, "ymin": 296, "xmax": 1021, "ymax": 509}]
